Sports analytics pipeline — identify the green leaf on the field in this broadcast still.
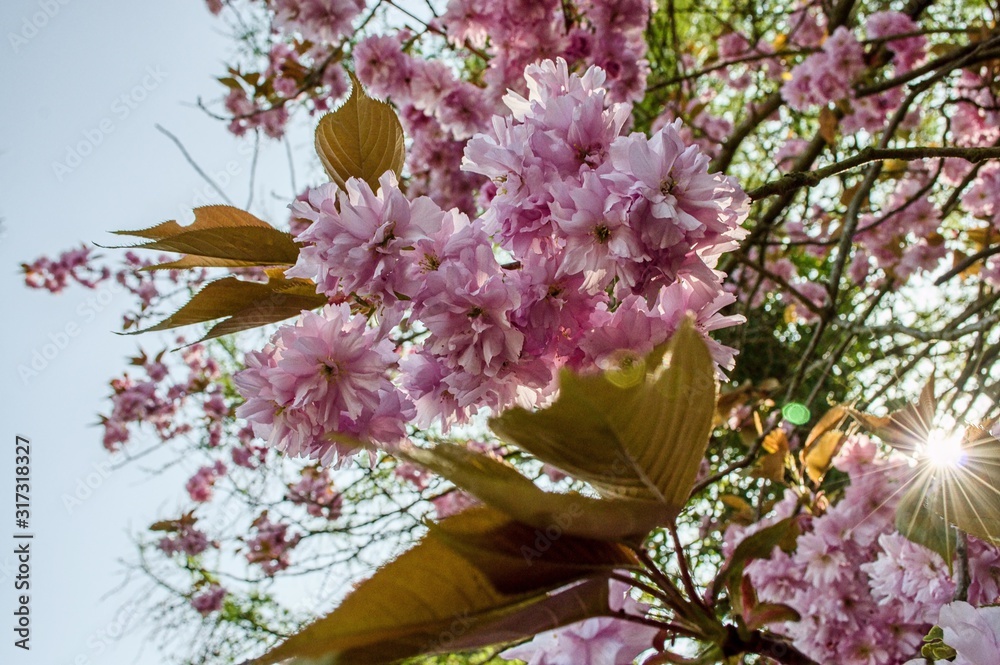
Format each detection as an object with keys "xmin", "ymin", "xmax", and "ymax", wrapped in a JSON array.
[
  {"xmin": 247, "ymin": 509, "xmax": 621, "ymax": 665},
  {"xmin": 112, "ymin": 205, "xmax": 300, "ymax": 269},
  {"xmin": 490, "ymin": 318, "xmax": 717, "ymax": 516},
  {"xmin": 931, "ymin": 431, "xmax": 1000, "ymax": 544},
  {"xmin": 711, "ymin": 516, "xmax": 800, "ymax": 603},
  {"xmin": 401, "ymin": 443, "xmax": 672, "ymax": 543},
  {"xmin": 427, "ymin": 506, "xmax": 639, "ymax": 595},
  {"xmin": 131, "ymin": 273, "xmax": 327, "ymax": 342},
  {"xmin": 849, "ymin": 376, "xmax": 937, "ymax": 457},
  {"xmin": 315, "ymin": 72, "xmax": 405, "ymax": 192},
  {"xmin": 896, "ymin": 478, "xmax": 957, "ymax": 567}
]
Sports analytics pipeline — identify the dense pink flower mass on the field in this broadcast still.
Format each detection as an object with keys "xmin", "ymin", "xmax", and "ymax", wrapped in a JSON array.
[
  {"xmin": 271, "ymin": 0, "xmax": 365, "ymax": 45},
  {"xmin": 726, "ymin": 435, "xmax": 1000, "ymax": 664},
  {"xmin": 237, "ymin": 58, "xmax": 749, "ymax": 457},
  {"xmin": 781, "ymin": 27, "xmax": 865, "ymax": 110},
  {"xmin": 288, "ymin": 172, "xmax": 450, "ymax": 304}
]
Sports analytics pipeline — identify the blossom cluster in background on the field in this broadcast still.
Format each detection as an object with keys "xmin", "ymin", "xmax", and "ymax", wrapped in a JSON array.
[{"xmin": 726, "ymin": 435, "xmax": 1000, "ymax": 665}]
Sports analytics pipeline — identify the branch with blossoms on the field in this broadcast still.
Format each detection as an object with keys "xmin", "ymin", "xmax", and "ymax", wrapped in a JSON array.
[{"xmin": 23, "ymin": 0, "xmax": 1000, "ymax": 663}]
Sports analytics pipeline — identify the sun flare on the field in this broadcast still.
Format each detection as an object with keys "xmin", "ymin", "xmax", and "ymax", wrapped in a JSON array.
[{"xmin": 922, "ymin": 428, "xmax": 966, "ymax": 469}]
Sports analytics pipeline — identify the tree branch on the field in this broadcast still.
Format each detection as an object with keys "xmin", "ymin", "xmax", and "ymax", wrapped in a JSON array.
[{"xmin": 747, "ymin": 146, "xmax": 1000, "ymax": 200}]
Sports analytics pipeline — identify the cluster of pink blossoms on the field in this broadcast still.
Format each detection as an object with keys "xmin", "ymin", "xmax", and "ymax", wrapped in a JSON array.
[
  {"xmin": 438, "ymin": 0, "xmax": 649, "ymax": 104},
  {"xmin": 101, "ymin": 344, "xmax": 223, "ymax": 451},
  {"xmin": 348, "ymin": 0, "xmax": 649, "ymax": 212},
  {"xmin": 781, "ymin": 27, "xmax": 866, "ymax": 111},
  {"xmin": 235, "ymin": 59, "xmax": 748, "ymax": 464},
  {"xmin": 270, "ymin": 0, "xmax": 364, "ymax": 45},
  {"xmin": 209, "ymin": 0, "xmax": 652, "ymax": 215},
  {"xmin": 22, "ymin": 245, "xmax": 109, "ymax": 293},
  {"xmin": 245, "ymin": 513, "xmax": 301, "ymax": 576},
  {"xmin": 224, "ymin": 41, "xmax": 350, "ymax": 138},
  {"xmin": 856, "ymin": 175, "xmax": 945, "ymax": 284},
  {"xmin": 235, "ymin": 303, "xmax": 411, "ymax": 465},
  {"xmin": 186, "ymin": 461, "xmax": 228, "ymax": 503},
  {"xmin": 286, "ymin": 466, "xmax": 343, "ymax": 519},
  {"xmin": 191, "ymin": 584, "xmax": 228, "ymax": 616},
  {"xmin": 158, "ymin": 521, "xmax": 214, "ymax": 558},
  {"xmin": 725, "ymin": 435, "xmax": 1000, "ymax": 665},
  {"xmin": 743, "ymin": 10, "xmax": 926, "ymax": 133}
]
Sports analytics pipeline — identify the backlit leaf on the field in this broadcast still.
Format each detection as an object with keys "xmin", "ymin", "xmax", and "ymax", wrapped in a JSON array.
[
  {"xmin": 896, "ymin": 479, "xmax": 957, "ymax": 567},
  {"xmin": 247, "ymin": 509, "xmax": 623, "ymax": 665},
  {"xmin": 112, "ymin": 205, "xmax": 300, "ymax": 269},
  {"xmin": 753, "ymin": 429, "xmax": 789, "ymax": 483},
  {"xmin": 490, "ymin": 318, "xmax": 717, "ymax": 516},
  {"xmin": 802, "ymin": 430, "xmax": 846, "ymax": 484},
  {"xmin": 131, "ymin": 274, "xmax": 327, "ymax": 342},
  {"xmin": 315, "ymin": 72, "xmax": 405, "ymax": 192},
  {"xmin": 932, "ymin": 430, "xmax": 1000, "ymax": 544},
  {"xmin": 804, "ymin": 405, "xmax": 847, "ymax": 449},
  {"xmin": 849, "ymin": 376, "xmax": 936, "ymax": 456},
  {"xmin": 401, "ymin": 443, "xmax": 671, "ymax": 542},
  {"xmin": 427, "ymin": 506, "xmax": 639, "ymax": 594}
]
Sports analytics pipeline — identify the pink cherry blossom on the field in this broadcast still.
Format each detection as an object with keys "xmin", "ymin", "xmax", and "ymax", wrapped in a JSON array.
[
  {"xmin": 937, "ymin": 601, "xmax": 1000, "ymax": 665},
  {"xmin": 234, "ymin": 304, "xmax": 412, "ymax": 466},
  {"xmin": 191, "ymin": 584, "xmax": 227, "ymax": 616}
]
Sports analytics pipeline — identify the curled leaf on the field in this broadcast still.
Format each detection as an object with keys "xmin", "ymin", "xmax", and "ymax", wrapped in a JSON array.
[{"xmin": 315, "ymin": 72, "xmax": 405, "ymax": 192}]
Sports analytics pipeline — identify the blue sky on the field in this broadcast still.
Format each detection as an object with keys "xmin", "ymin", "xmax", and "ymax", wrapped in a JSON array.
[{"xmin": 0, "ymin": 2, "xmax": 316, "ymax": 662}]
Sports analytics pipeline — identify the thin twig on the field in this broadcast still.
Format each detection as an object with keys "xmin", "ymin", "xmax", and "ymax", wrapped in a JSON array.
[
  {"xmin": 155, "ymin": 124, "xmax": 234, "ymax": 205},
  {"xmin": 245, "ymin": 129, "xmax": 260, "ymax": 210}
]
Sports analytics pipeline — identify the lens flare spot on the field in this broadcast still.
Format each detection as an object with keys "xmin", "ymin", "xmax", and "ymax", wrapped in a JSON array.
[{"xmin": 923, "ymin": 429, "xmax": 966, "ymax": 469}]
